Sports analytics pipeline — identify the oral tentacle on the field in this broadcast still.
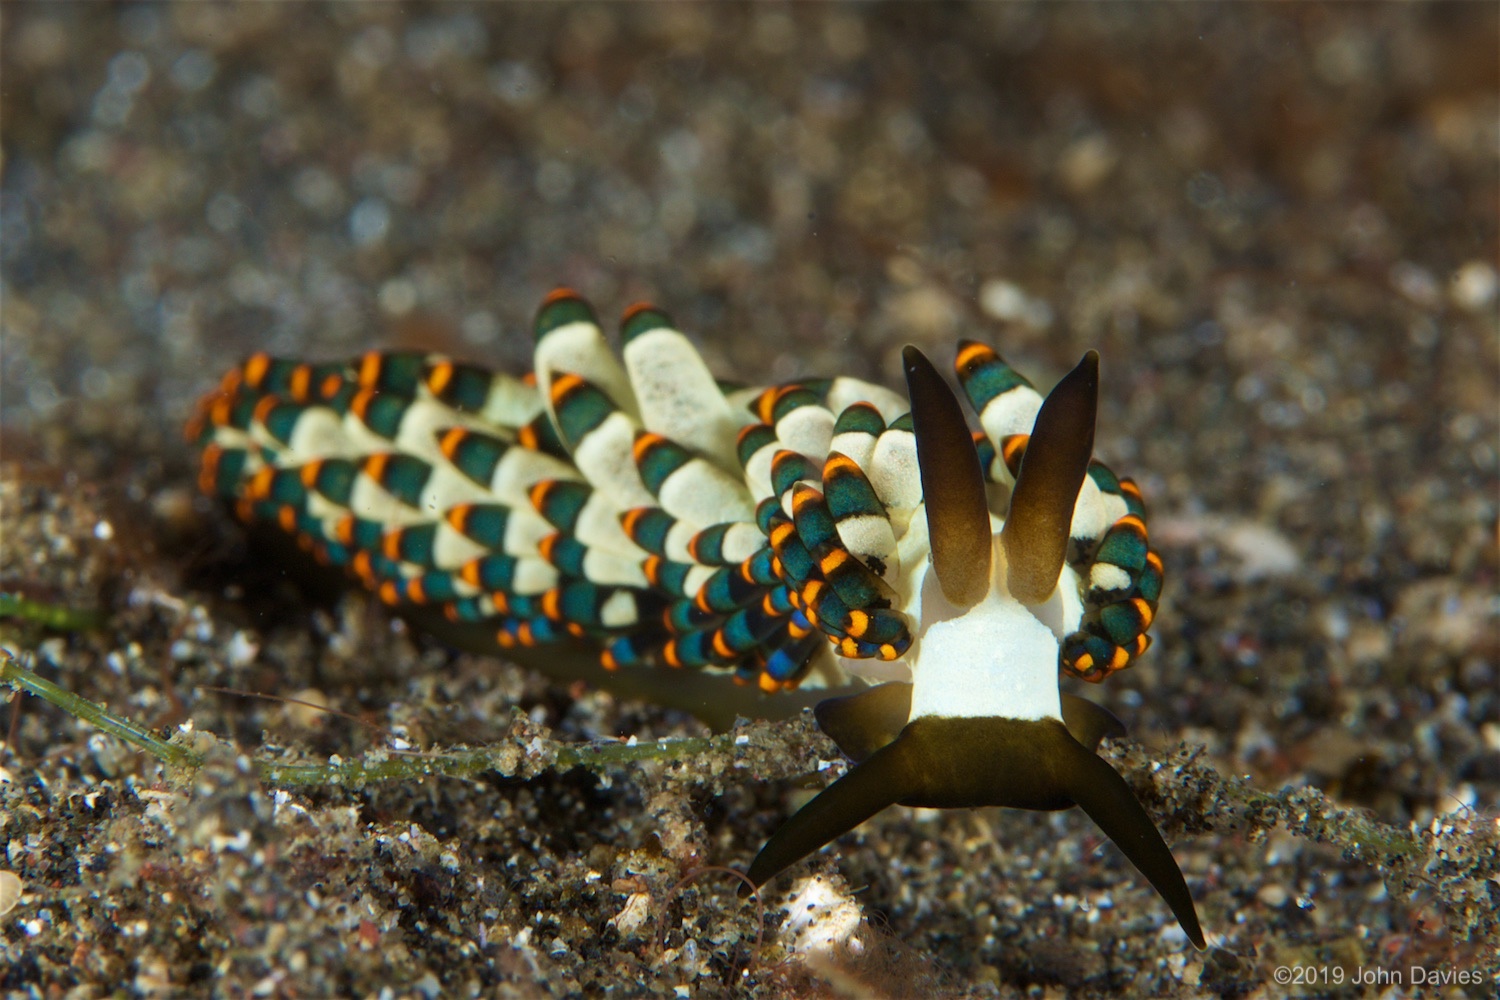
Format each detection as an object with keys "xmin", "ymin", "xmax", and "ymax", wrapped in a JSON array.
[
  {"xmin": 752, "ymin": 713, "xmax": 1205, "ymax": 948},
  {"xmin": 1055, "ymin": 735, "xmax": 1207, "ymax": 949},
  {"xmin": 744, "ymin": 734, "xmax": 917, "ymax": 892}
]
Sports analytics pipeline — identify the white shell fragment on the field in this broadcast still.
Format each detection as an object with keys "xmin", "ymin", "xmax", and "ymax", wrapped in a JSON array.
[{"xmin": 0, "ymin": 870, "xmax": 22, "ymax": 917}]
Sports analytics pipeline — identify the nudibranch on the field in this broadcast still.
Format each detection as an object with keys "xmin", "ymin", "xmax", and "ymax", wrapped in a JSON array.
[{"xmin": 186, "ymin": 289, "xmax": 1203, "ymax": 948}]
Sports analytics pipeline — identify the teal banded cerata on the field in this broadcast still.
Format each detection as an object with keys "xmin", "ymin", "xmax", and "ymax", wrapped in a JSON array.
[{"xmin": 187, "ymin": 288, "xmax": 1203, "ymax": 948}]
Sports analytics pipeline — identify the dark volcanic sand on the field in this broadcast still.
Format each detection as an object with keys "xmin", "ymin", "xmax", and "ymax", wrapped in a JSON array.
[{"xmin": 2, "ymin": 6, "xmax": 1496, "ymax": 998}]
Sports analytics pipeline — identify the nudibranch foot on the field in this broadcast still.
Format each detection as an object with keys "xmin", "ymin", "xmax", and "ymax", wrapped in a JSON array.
[{"xmin": 813, "ymin": 679, "xmax": 914, "ymax": 763}]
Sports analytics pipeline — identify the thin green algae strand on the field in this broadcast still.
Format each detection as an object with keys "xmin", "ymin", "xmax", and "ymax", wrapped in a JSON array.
[{"xmin": 2, "ymin": 648, "xmax": 732, "ymax": 787}]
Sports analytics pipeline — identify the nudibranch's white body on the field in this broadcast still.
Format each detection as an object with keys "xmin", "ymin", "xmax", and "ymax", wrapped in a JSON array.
[{"xmin": 907, "ymin": 529, "xmax": 1079, "ymax": 722}]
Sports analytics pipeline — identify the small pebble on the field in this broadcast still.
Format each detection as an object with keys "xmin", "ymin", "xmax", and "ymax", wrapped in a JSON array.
[{"xmin": 1256, "ymin": 884, "xmax": 1289, "ymax": 908}]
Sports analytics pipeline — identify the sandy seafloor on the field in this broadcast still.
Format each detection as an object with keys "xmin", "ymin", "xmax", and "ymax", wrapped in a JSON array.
[{"xmin": 1, "ymin": 4, "xmax": 1497, "ymax": 998}]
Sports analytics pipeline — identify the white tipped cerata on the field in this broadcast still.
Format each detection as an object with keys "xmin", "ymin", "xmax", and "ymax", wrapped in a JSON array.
[{"xmin": 189, "ymin": 292, "xmax": 1160, "ymax": 702}]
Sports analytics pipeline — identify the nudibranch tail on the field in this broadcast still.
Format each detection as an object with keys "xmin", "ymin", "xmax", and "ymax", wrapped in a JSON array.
[
  {"xmin": 902, "ymin": 346, "xmax": 992, "ymax": 609},
  {"xmin": 1002, "ymin": 350, "xmax": 1098, "ymax": 605}
]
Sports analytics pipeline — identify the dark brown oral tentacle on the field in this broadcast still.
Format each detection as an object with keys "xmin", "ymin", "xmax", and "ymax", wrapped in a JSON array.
[
  {"xmin": 1056, "ymin": 736, "xmax": 1207, "ymax": 949},
  {"xmin": 1002, "ymin": 351, "xmax": 1098, "ymax": 604},
  {"xmin": 744, "ymin": 736, "xmax": 917, "ymax": 893},
  {"xmin": 902, "ymin": 345, "xmax": 992, "ymax": 609}
]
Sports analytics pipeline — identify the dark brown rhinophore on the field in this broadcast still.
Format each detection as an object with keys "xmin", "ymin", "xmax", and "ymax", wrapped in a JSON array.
[
  {"xmin": 903, "ymin": 346, "xmax": 993, "ymax": 609},
  {"xmin": 1003, "ymin": 351, "xmax": 1098, "ymax": 604}
]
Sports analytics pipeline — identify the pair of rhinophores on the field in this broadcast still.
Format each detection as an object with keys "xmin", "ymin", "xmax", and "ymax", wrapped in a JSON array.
[{"xmin": 187, "ymin": 288, "xmax": 1205, "ymax": 949}]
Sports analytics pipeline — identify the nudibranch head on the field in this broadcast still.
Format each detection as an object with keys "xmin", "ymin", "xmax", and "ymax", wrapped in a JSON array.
[
  {"xmin": 747, "ymin": 344, "xmax": 1204, "ymax": 950},
  {"xmin": 899, "ymin": 346, "xmax": 1096, "ymax": 725}
]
